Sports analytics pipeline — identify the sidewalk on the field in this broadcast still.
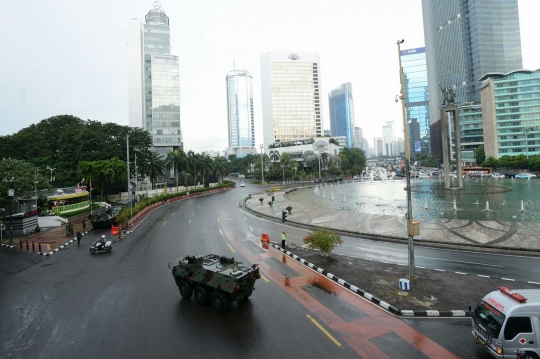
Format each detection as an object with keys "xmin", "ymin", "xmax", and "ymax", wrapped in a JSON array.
[{"xmin": 245, "ymin": 191, "xmax": 540, "ymax": 252}]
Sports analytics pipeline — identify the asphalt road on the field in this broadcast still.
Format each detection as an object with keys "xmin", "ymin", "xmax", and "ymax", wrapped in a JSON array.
[{"xmin": 0, "ymin": 182, "xmax": 513, "ymax": 359}]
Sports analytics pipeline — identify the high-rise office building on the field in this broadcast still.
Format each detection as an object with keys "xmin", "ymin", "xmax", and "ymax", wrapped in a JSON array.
[
  {"xmin": 226, "ymin": 70, "xmax": 255, "ymax": 156},
  {"xmin": 260, "ymin": 52, "xmax": 322, "ymax": 148},
  {"xmin": 128, "ymin": 4, "xmax": 182, "ymax": 155},
  {"xmin": 328, "ymin": 82, "xmax": 355, "ymax": 147},
  {"xmin": 354, "ymin": 127, "xmax": 363, "ymax": 151},
  {"xmin": 401, "ymin": 47, "xmax": 430, "ymax": 155},
  {"xmin": 382, "ymin": 122, "xmax": 395, "ymax": 156},
  {"xmin": 374, "ymin": 137, "xmax": 384, "ymax": 157},
  {"xmin": 421, "ymin": 0, "xmax": 522, "ymax": 124},
  {"xmin": 480, "ymin": 69, "xmax": 540, "ymax": 159},
  {"xmin": 363, "ymin": 138, "xmax": 370, "ymax": 155}
]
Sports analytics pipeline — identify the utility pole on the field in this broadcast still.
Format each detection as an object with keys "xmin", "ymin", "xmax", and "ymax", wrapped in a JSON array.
[
  {"xmin": 397, "ymin": 39, "xmax": 415, "ymax": 278},
  {"xmin": 126, "ymin": 133, "xmax": 132, "ymax": 229},
  {"xmin": 259, "ymin": 144, "xmax": 264, "ymax": 184}
]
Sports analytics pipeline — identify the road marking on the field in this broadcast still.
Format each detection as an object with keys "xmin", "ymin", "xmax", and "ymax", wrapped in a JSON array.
[
  {"xmin": 218, "ymin": 218, "xmax": 220, "ymax": 223},
  {"xmin": 219, "ymin": 229, "xmax": 223, "ymax": 235},
  {"xmin": 415, "ymin": 266, "xmax": 425, "ymax": 268},
  {"xmin": 189, "ymin": 220, "xmax": 191, "ymax": 224},
  {"xmin": 434, "ymin": 269, "xmax": 445, "ymax": 272},
  {"xmin": 528, "ymin": 281, "xmax": 540, "ymax": 285},
  {"xmin": 455, "ymin": 272, "xmax": 467, "ymax": 275},
  {"xmin": 306, "ymin": 315, "xmax": 342, "ymax": 347},
  {"xmin": 163, "ymin": 221, "xmax": 167, "ymax": 226},
  {"xmin": 192, "ymin": 212, "xmax": 195, "ymax": 216},
  {"xmin": 243, "ymin": 216, "xmax": 246, "ymax": 221},
  {"xmin": 249, "ymin": 226, "xmax": 253, "ymax": 232},
  {"xmin": 477, "ymin": 274, "xmax": 490, "ymax": 278},
  {"xmin": 340, "ymin": 245, "xmax": 505, "ymax": 267},
  {"xmin": 380, "ymin": 261, "xmax": 389, "ymax": 264},
  {"xmin": 171, "ymin": 212, "xmax": 175, "ymax": 216},
  {"xmin": 502, "ymin": 278, "xmax": 515, "ymax": 281},
  {"xmin": 227, "ymin": 244, "xmax": 236, "ymax": 253},
  {"xmin": 260, "ymin": 274, "xmax": 270, "ymax": 282}
]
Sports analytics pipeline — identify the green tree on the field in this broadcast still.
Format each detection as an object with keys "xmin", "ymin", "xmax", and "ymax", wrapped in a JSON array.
[
  {"xmin": 483, "ymin": 156, "xmax": 498, "ymax": 169},
  {"xmin": 302, "ymin": 227, "xmax": 343, "ymax": 257},
  {"xmin": 0, "ymin": 158, "xmax": 52, "ymax": 206},
  {"xmin": 513, "ymin": 154, "xmax": 528, "ymax": 170},
  {"xmin": 475, "ymin": 145, "xmax": 486, "ymax": 165},
  {"xmin": 166, "ymin": 150, "xmax": 184, "ymax": 193},
  {"xmin": 200, "ymin": 152, "xmax": 214, "ymax": 185},
  {"xmin": 529, "ymin": 156, "xmax": 540, "ymax": 172},
  {"xmin": 498, "ymin": 155, "xmax": 513, "ymax": 171},
  {"xmin": 212, "ymin": 156, "xmax": 229, "ymax": 183},
  {"xmin": 78, "ymin": 157, "xmax": 127, "ymax": 199},
  {"xmin": 338, "ymin": 147, "xmax": 367, "ymax": 176},
  {"xmin": 269, "ymin": 150, "xmax": 280, "ymax": 163},
  {"xmin": 147, "ymin": 152, "xmax": 166, "ymax": 189}
]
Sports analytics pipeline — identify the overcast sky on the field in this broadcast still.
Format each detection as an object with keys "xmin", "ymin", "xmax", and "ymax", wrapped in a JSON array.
[{"xmin": 1, "ymin": 0, "xmax": 539, "ymax": 153}]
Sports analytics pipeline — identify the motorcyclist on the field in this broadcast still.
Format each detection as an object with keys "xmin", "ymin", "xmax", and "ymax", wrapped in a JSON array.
[
  {"xmin": 76, "ymin": 231, "xmax": 82, "ymax": 245},
  {"xmin": 96, "ymin": 235, "xmax": 106, "ymax": 249}
]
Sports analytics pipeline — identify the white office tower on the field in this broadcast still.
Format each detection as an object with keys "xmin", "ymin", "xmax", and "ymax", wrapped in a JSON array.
[
  {"xmin": 354, "ymin": 127, "xmax": 363, "ymax": 150},
  {"xmin": 374, "ymin": 137, "xmax": 384, "ymax": 157},
  {"xmin": 128, "ymin": 4, "xmax": 183, "ymax": 155},
  {"xmin": 382, "ymin": 122, "xmax": 395, "ymax": 156},
  {"xmin": 260, "ymin": 52, "xmax": 322, "ymax": 149},
  {"xmin": 226, "ymin": 70, "xmax": 255, "ymax": 157}
]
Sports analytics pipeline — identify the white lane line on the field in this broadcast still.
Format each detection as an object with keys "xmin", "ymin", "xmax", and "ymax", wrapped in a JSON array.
[
  {"xmin": 341, "ymin": 244, "xmax": 503, "ymax": 267},
  {"xmin": 243, "ymin": 217, "xmax": 246, "ymax": 221},
  {"xmin": 502, "ymin": 278, "xmax": 515, "ymax": 281},
  {"xmin": 429, "ymin": 246, "xmax": 540, "ymax": 259},
  {"xmin": 163, "ymin": 221, "xmax": 167, "ymax": 226},
  {"xmin": 477, "ymin": 275, "xmax": 490, "ymax": 278},
  {"xmin": 415, "ymin": 266, "xmax": 425, "ymax": 268},
  {"xmin": 434, "ymin": 269, "xmax": 445, "ymax": 272},
  {"xmin": 192, "ymin": 212, "xmax": 195, "ymax": 216},
  {"xmin": 455, "ymin": 272, "xmax": 467, "ymax": 275},
  {"xmin": 218, "ymin": 218, "xmax": 220, "ymax": 223},
  {"xmin": 188, "ymin": 219, "xmax": 191, "ymax": 224},
  {"xmin": 249, "ymin": 226, "xmax": 253, "ymax": 232},
  {"xmin": 171, "ymin": 212, "xmax": 175, "ymax": 216},
  {"xmin": 219, "ymin": 229, "xmax": 223, "ymax": 235},
  {"xmin": 380, "ymin": 261, "xmax": 389, "ymax": 264},
  {"xmin": 527, "ymin": 281, "xmax": 540, "ymax": 285}
]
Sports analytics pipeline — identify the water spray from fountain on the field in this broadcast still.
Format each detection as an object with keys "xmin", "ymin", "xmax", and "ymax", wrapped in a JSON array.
[
  {"xmin": 521, "ymin": 200, "xmax": 524, "ymax": 212},
  {"xmin": 425, "ymin": 199, "xmax": 428, "ymax": 209},
  {"xmin": 453, "ymin": 197, "xmax": 457, "ymax": 211},
  {"xmin": 485, "ymin": 201, "xmax": 490, "ymax": 211},
  {"xmin": 331, "ymin": 192, "xmax": 334, "ymax": 201}
]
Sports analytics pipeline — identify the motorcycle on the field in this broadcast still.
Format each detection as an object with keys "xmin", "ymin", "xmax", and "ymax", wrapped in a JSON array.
[{"xmin": 89, "ymin": 236, "xmax": 112, "ymax": 254}]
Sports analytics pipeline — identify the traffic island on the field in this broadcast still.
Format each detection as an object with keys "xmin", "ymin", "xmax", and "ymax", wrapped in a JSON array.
[{"xmin": 272, "ymin": 244, "xmax": 540, "ymax": 316}]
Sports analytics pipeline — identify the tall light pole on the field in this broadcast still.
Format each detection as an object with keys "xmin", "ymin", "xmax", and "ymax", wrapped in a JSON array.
[
  {"xmin": 259, "ymin": 144, "xmax": 264, "ymax": 184},
  {"xmin": 126, "ymin": 133, "xmax": 132, "ymax": 229},
  {"xmin": 525, "ymin": 127, "xmax": 534, "ymax": 159},
  {"xmin": 34, "ymin": 170, "xmax": 39, "ymax": 209},
  {"xmin": 397, "ymin": 39, "xmax": 415, "ymax": 278}
]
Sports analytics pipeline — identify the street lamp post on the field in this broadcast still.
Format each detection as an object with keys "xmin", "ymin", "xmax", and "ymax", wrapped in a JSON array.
[
  {"xmin": 259, "ymin": 144, "xmax": 264, "ymax": 184},
  {"xmin": 126, "ymin": 133, "xmax": 132, "ymax": 229},
  {"xmin": 397, "ymin": 39, "xmax": 415, "ymax": 278}
]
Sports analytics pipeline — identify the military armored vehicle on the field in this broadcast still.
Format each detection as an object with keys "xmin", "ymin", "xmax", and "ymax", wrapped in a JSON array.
[{"xmin": 170, "ymin": 254, "xmax": 261, "ymax": 313}]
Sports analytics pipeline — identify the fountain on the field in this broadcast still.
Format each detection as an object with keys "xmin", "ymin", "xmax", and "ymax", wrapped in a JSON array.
[
  {"xmin": 322, "ymin": 189, "xmax": 326, "ymax": 198},
  {"xmin": 425, "ymin": 199, "xmax": 428, "ymax": 209},
  {"xmin": 343, "ymin": 195, "xmax": 346, "ymax": 202},
  {"xmin": 475, "ymin": 200, "xmax": 479, "ymax": 205},
  {"xmin": 486, "ymin": 201, "xmax": 490, "ymax": 211},
  {"xmin": 502, "ymin": 200, "xmax": 507, "ymax": 205},
  {"xmin": 453, "ymin": 197, "xmax": 457, "ymax": 210},
  {"xmin": 521, "ymin": 200, "xmax": 524, "ymax": 212},
  {"xmin": 331, "ymin": 192, "xmax": 334, "ymax": 201}
]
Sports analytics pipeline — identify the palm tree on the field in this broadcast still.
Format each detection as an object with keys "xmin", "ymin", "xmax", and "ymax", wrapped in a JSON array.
[
  {"xmin": 166, "ymin": 149, "xmax": 184, "ymax": 193},
  {"xmin": 187, "ymin": 150, "xmax": 199, "ymax": 186},
  {"xmin": 148, "ymin": 151, "xmax": 166, "ymax": 189},
  {"xmin": 200, "ymin": 151, "xmax": 213, "ymax": 185},
  {"xmin": 243, "ymin": 153, "xmax": 255, "ymax": 175},
  {"xmin": 213, "ymin": 156, "xmax": 229, "ymax": 183}
]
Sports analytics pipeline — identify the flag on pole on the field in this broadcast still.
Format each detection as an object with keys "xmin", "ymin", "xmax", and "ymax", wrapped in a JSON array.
[{"xmin": 89, "ymin": 178, "xmax": 93, "ymax": 191}]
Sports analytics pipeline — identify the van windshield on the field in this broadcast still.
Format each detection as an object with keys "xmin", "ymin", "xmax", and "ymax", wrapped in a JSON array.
[{"xmin": 474, "ymin": 300, "xmax": 506, "ymax": 338}]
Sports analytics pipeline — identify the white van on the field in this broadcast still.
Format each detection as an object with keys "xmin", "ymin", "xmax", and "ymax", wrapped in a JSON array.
[{"xmin": 472, "ymin": 286, "xmax": 540, "ymax": 358}]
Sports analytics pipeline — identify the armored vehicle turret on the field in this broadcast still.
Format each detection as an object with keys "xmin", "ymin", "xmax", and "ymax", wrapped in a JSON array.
[{"xmin": 170, "ymin": 254, "xmax": 261, "ymax": 312}]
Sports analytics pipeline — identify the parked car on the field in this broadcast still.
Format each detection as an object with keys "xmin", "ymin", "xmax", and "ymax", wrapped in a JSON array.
[
  {"xmin": 373, "ymin": 176, "xmax": 382, "ymax": 181},
  {"xmin": 240, "ymin": 181, "xmax": 245, "ymax": 187},
  {"xmin": 491, "ymin": 173, "xmax": 505, "ymax": 179},
  {"xmin": 515, "ymin": 173, "xmax": 537, "ymax": 179},
  {"xmin": 502, "ymin": 172, "xmax": 518, "ymax": 178}
]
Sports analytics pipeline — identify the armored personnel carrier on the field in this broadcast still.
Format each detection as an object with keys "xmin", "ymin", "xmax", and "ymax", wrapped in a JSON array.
[{"xmin": 170, "ymin": 254, "xmax": 261, "ymax": 313}]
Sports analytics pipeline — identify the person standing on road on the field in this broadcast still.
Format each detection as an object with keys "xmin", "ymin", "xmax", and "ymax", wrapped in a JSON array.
[
  {"xmin": 82, "ymin": 219, "xmax": 86, "ymax": 231},
  {"xmin": 281, "ymin": 231, "xmax": 286, "ymax": 249},
  {"xmin": 76, "ymin": 231, "xmax": 82, "ymax": 245}
]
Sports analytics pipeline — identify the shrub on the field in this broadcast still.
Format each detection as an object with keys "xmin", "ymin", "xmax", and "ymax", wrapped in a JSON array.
[{"xmin": 302, "ymin": 227, "xmax": 343, "ymax": 257}]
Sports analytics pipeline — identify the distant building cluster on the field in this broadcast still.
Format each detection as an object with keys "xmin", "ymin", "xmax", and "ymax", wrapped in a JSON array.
[{"xmin": 127, "ymin": 1, "xmax": 539, "ymax": 166}]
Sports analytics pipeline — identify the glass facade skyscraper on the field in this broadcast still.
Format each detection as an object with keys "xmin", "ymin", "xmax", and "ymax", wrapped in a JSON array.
[
  {"xmin": 226, "ymin": 70, "xmax": 255, "ymax": 153},
  {"xmin": 328, "ymin": 83, "xmax": 355, "ymax": 148},
  {"xmin": 401, "ymin": 47, "xmax": 430, "ymax": 155},
  {"xmin": 128, "ymin": 5, "xmax": 182, "ymax": 155},
  {"xmin": 260, "ymin": 52, "xmax": 322, "ymax": 148},
  {"xmin": 421, "ymin": 0, "xmax": 522, "ymax": 124}
]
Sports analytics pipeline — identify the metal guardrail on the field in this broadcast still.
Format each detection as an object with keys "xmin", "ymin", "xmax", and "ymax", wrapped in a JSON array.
[{"xmin": 53, "ymin": 201, "xmax": 90, "ymax": 214}]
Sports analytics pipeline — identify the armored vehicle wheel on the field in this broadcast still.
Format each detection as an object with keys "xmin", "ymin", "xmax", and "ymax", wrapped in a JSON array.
[
  {"xmin": 179, "ymin": 280, "xmax": 193, "ymax": 299},
  {"xmin": 194, "ymin": 285, "xmax": 211, "ymax": 305},
  {"xmin": 245, "ymin": 288, "xmax": 254, "ymax": 299},
  {"xmin": 211, "ymin": 291, "xmax": 231, "ymax": 313}
]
